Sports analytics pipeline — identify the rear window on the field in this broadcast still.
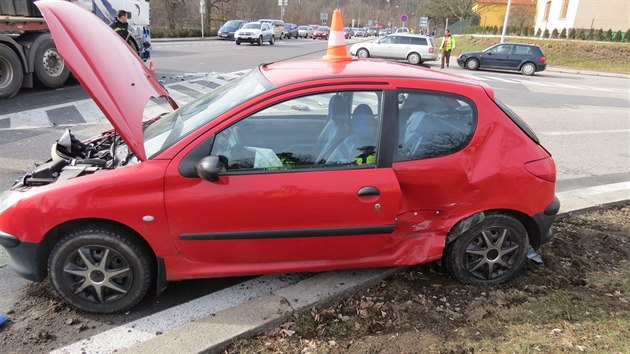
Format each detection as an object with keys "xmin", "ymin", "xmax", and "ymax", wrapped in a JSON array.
[{"xmin": 495, "ymin": 100, "xmax": 540, "ymax": 144}]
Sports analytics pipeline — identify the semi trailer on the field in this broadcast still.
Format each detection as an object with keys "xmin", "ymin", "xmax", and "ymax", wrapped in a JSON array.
[{"xmin": 0, "ymin": 0, "xmax": 151, "ymax": 98}]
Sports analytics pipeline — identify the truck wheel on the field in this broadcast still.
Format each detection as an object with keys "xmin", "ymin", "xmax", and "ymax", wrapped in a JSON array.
[
  {"xmin": 34, "ymin": 38, "xmax": 69, "ymax": 88},
  {"xmin": 0, "ymin": 44, "xmax": 23, "ymax": 98}
]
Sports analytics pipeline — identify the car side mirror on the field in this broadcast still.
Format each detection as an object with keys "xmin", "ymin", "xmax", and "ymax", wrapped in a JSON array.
[{"xmin": 195, "ymin": 155, "xmax": 220, "ymax": 182}]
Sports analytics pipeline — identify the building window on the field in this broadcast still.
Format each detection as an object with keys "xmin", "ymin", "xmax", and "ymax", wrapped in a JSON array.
[
  {"xmin": 543, "ymin": 1, "xmax": 551, "ymax": 21},
  {"xmin": 560, "ymin": 0, "xmax": 570, "ymax": 18}
]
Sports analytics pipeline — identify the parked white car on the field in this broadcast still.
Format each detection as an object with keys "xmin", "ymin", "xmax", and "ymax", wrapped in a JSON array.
[
  {"xmin": 349, "ymin": 34, "xmax": 438, "ymax": 65},
  {"xmin": 234, "ymin": 22, "xmax": 275, "ymax": 45},
  {"xmin": 297, "ymin": 25, "xmax": 313, "ymax": 38},
  {"xmin": 395, "ymin": 27, "xmax": 410, "ymax": 33}
]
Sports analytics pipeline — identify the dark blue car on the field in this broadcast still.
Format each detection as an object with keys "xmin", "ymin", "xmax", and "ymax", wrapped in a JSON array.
[
  {"xmin": 457, "ymin": 43, "xmax": 546, "ymax": 76},
  {"xmin": 218, "ymin": 20, "xmax": 247, "ymax": 40}
]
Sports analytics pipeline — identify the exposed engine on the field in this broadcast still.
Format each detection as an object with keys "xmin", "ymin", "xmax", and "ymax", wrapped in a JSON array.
[{"xmin": 13, "ymin": 129, "xmax": 138, "ymax": 188}]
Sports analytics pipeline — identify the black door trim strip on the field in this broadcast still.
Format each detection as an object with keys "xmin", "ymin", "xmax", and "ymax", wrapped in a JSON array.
[{"xmin": 180, "ymin": 225, "xmax": 395, "ymax": 241}]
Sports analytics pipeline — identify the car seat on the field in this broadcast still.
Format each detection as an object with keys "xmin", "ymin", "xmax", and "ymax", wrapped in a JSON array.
[
  {"xmin": 313, "ymin": 95, "xmax": 351, "ymax": 163},
  {"xmin": 326, "ymin": 104, "xmax": 377, "ymax": 164}
]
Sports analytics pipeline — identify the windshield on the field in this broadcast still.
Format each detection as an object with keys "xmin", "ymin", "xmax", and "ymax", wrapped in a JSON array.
[
  {"xmin": 242, "ymin": 23, "xmax": 261, "ymax": 29},
  {"xmin": 298, "ymin": 26, "xmax": 307, "ymax": 30},
  {"xmin": 143, "ymin": 70, "xmax": 273, "ymax": 158},
  {"xmin": 317, "ymin": 26, "xmax": 329, "ymax": 31},
  {"xmin": 223, "ymin": 20, "xmax": 241, "ymax": 28}
]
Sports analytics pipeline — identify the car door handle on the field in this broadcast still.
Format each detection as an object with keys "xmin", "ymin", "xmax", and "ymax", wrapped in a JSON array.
[{"xmin": 358, "ymin": 186, "xmax": 380, "ymax": 197}]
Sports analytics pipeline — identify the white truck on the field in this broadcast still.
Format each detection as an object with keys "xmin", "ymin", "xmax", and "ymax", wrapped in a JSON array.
[{"xmin": 0, "ymin": 0, "xmax": 151, "ymax": 99}]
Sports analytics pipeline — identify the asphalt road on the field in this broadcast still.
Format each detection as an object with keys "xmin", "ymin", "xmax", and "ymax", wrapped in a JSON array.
[{"xmin": 0, "ymin": 36, "xmax": 628, "ymax": 346}]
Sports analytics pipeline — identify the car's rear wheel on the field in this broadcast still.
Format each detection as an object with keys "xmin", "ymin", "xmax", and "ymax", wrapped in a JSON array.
[
  {"xmin": 407, "ymin": 52, "xmax": 422, "ymax": 65},
  {"xmin": 444, "ymin": 214, "xmax": 529, "ymax": 285},
  {"xmin": 465, "ymin": 58, "xmax": 480, "ymax": 70},
  {"xmin": 48, "ymin": 224, "xmax": 153, "ymax": 313},
  {"xmin": 521, "ymin": 62, "xmax": 536, "ymax": 76},
  {"xmin": 257, "ymin": 36, "xmax": 263, "ymax": 46},
  {"xmin": 270, "ymin": 36, "xmax": 275, "ymax": 45},
  {"xmin": 357, "ymin": 48, "xmax": 370, "ymax": 58}
]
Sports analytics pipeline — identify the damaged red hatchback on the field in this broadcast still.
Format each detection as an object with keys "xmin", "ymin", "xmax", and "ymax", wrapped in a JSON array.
[{"xmin": 0, "ymin": 1, "xmax": 558, "ymax": 313}]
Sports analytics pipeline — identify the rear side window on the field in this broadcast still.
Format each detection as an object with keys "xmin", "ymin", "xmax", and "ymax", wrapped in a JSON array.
[
  {"xmin": 409, "ymin": 37, "xmax": 427, "ymax": 46},
  {"xmin": 395, "ymin": 91, "xmax": 476, "ymax": 161},
  {"xmin": 514, "ymin": 45, "xmax": 532, "ymax": 55}
]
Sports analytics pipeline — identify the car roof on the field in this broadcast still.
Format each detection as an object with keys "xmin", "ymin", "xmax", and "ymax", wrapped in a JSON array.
[
  {"xmin": 492, "ymin": 42, "xmax": 541, "ymax": 47},
  {"xmin": 259, "ymin": 59, "xmax": 484, "ymax": 88},
  {"xmin": 393, "ymin": 33, "xmax": 431, "ymax": 38}
]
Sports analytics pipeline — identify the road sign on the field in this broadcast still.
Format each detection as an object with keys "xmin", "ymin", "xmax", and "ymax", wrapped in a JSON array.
[
  {"xmin": 401, "ymin": 14, "xmax": 408, "ymax": 23},
  {"xmin": 278, "ymin": 0, "xmax": 287, "ymax": 5},
  {"xmin": 419, "ymin": 16, "xmax": 428, "ymax": 28},
  {"xmin": 320, "ymin": 12, "xmax": 328, "ymax": 21}
]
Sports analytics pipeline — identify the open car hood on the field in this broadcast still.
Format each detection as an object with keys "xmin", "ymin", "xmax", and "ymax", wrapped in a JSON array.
[{"xmin": 36, "ymin": 1, "xmax": 178, "ymax": 161}]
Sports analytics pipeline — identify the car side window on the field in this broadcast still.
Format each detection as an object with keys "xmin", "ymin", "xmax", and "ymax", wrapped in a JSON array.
[
  {"xmin": 394, "ymin": 36, "xmax": 411, "ymax": 45},
  {"xmin": 488, "ymin": 44, "xmax": 512, "ymax": 54},
  {"xmin": 211, "ymin": 91, "xmax": 382, "ymax": 173},
  {"xmin": 380, "ymin": 36, "xmax": 394, "ymax": 44},
  {"xmin": 514, "ymin": 45, "xmax": 532, "ymax": 55},
  {"xmin": 409, "ymin": 37, "xmax": 427, "ymax": 46},
  {"xmin": 395, "ymin": 90, "xmax": 476, "ymax": 161}
]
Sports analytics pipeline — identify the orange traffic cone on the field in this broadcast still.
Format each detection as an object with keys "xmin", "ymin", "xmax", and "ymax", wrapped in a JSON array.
[
  {"xmin": 322, "ymin": 9, "xmax": 351, "ymax": 62},
  {"xmin": 149, "ymin": 60, "xmax": 156, "ymax": 75}
]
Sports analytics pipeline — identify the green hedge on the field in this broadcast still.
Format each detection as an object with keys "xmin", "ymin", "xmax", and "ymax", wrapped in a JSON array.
[{"xmin": 465, "ymin": 25, "xmax": 629, "ymax": 42}]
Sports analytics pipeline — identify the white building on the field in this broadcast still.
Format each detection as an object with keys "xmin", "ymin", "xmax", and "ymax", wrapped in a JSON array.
[{"xmin": 534, "ymin": 0, "xmax": 630, "ymax": 33}]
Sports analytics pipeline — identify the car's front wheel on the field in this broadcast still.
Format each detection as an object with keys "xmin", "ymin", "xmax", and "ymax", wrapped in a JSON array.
[
  {"xmin": 444, "ymin": 214, "xmax": 529, "ymax": 285},
  {"xmin": 356, "ymin": 48, "xmax": 370, "ymax": 58},
  {"xmin": 257, "ymin": 36, "xmax": 263, "ymax": 46},
  {"xmin": 521, "ymin": 62, "xmax": 536, "ymax": 76},
  {"xmin": 270, "ymin": 35, "xmax": 275, "ymax": 45},
  {"xmin": 407, "ymin": 52, "xmax": 422, "ymax": 65},
  {"xmin": 465, "ymin": 58, "xmax": 480, "ymax": 70},
  {"xmin": 48, "ymin": 224, "xmax": 153, "ymax": 313},
  {"xmin": 235, "ymin": 39, "xmax": 241, "ymax": 45}
]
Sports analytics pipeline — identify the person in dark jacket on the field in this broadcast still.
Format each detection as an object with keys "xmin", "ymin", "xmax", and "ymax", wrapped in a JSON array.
[{"xmin": 110, "ymin": 10, "xmax": 129, "ymax": 41}]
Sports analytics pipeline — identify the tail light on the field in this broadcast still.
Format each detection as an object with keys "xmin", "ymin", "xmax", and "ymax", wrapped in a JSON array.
[
  {"xmin": 539, "ymin": 56, "xmax": 546, "ymax": 63},
  {"xmin": 429, "ymin": 47, "xmax": 434, "ymax": 53},
  {"xmin": 525, "ymin": 157, "xmax": 556, "ymax": 182}
]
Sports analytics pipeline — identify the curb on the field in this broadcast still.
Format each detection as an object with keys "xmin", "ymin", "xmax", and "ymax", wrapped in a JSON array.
[
  {"xmin": 120, "ymin": 268, "xmax": 401, "ymax": 354},
  {"xmin": 119, "ymin": 184, "xmax": 630, "ymax": 354},
  {"xmin": 545, "ymin": 66, "xmax": 630, "ymax": 79}
]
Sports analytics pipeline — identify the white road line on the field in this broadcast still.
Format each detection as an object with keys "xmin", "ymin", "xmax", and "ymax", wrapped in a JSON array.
[
  {"xmin": 478, "ymin": 75, "xmax": 520, "ymax": 83},
  {"xmin": 52, "ymin": 274, "xmax": 305, "ymax": 354},
  {"xmin": 540, "ymin": 129, "xmax": 630, "ymax": 136}
]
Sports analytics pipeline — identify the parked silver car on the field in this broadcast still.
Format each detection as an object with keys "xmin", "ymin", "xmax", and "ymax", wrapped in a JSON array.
[
  {"xmin": 349, "ymin": 34, "xmax": 438, "ymax": 65},
  {"xmin": 297, "ymin": 25, "xmax": 313, "ymax": 38}
]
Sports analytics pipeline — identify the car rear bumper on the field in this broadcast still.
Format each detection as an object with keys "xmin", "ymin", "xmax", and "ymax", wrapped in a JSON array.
[
  {"xmin": 537, "ymin": 62, "xmax": 547, "ymax": 72},
  {"xmin": 0, "ymin": 230, "xmax": 44, "ymax": 282},
  {"xmin": 531, "ymin": 196, "xmax": 560, "ymax": 248},
  {"xmin": 218, "ymin": 32, "xmax": 235, "ymax": 39}
]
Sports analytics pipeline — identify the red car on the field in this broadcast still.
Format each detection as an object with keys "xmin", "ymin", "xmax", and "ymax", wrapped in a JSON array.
[
  {"xmin": 313, "ymin": 26, "xmax": 330, "ymax": 40},
  {"xmin": 0, "ymin": 1, "xmax": 558, "ymax": 313}
]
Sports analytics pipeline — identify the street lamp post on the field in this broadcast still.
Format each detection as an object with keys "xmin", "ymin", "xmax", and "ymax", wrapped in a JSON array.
[{"xmin": 500, "ymin": 0, "xmax": 512, "ymax": 43}]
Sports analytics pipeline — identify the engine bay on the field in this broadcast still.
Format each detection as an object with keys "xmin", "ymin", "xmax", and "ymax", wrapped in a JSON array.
[{"xmin": 13, "ymin": 129, "xmax": 138, "ymax": 188}]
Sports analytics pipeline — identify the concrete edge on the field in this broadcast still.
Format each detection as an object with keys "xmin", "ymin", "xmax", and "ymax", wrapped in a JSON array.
[
  {"xmin": 123, "ymin": 268, "xmax": 402, "ymax": 354},
  {"xmin": 557, "ymin": 199, "xmax": 630, "ymax": 219}
]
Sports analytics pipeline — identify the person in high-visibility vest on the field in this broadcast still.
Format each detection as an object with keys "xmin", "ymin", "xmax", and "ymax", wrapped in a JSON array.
[
  {"xmin": 439, "ymin": 29, "xmax": 456, "ymax": 69},
  {"xmin": 110, "ymin": 10, "xmax": 130, "ymax": 42}
]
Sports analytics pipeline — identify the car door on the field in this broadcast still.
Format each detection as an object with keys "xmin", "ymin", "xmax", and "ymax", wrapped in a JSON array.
[
  {"xmin": 480, "ymin": 44, "xmax": 512, "ymax": 69},
  {"xmin": 392, "ymin": 36, "xmax": 411, "ymax": 59},
  {"xmin": 372, "ymin": 36, "xmax": 395, "ymax": 58},
  {"xmin": 164, "ymin": 89, "xmax": 402, "ymax": 267},
  {"xmin": 510, "ymin": 45, "xmax": 532, "ymax": 70}
]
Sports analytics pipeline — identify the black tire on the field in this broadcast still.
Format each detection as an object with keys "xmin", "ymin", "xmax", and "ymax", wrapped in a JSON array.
[
  {"xmin": 48, "ymin": 224, "xmax": 153, "ymax": 313},
  {"xmin": 357, "ymin": 48, "xmax": 370, "ymax": 58},
  {"xmin": 444, "ymin": 214, "xmax": 529, "ymax": 285},
  {"xmin": 521, "ymin": 62, "xmax": 536, "ymax": 76},
  {"xmin": 0, "ymin": 43, "xmax": 23, "ymax": 98},
  {"xmin": 465, "ymin": 58, "xmax": 480, "ymax": 70},
  {"xmin": 235, "ymin": 39, "xmax": 241, "ymax": 45},
  {"xmin": 257, "ymin": 36, "xmax": 263, "ymax": 46},
  {"xmin": 270, "ymin": 36, "xmax": 275, "ymax": 45},
  {"xmin": 33, "ymin": 38, "xmax": 69, "ymax": 88}
]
